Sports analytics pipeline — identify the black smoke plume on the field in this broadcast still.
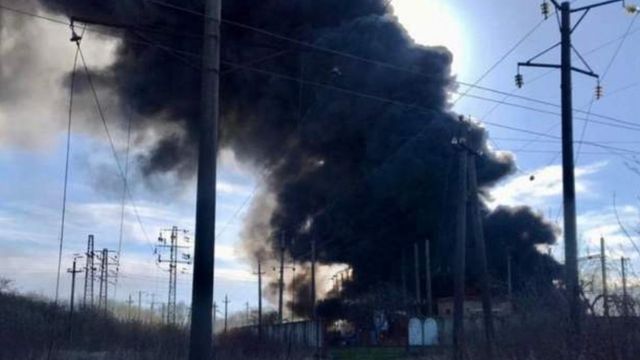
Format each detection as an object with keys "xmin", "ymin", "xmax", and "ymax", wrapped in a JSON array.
[{"xmin": 29, "ymin": 0, "xmax": 562, "ymax": 314}]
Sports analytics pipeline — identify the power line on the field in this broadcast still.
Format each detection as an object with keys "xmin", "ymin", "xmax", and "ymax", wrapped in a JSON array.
[
  {"xmin": 54, "ymin": 32, "xmax": 82, "ymax": 304},
  {"xmin": 575, "ymin": 13, "xmax": 639, "ymax": 163},
  {"xmin": 9, "ymin": 1, "xmax": 640, "ymax": 268},
  {"xmin": 4, "ymin": 3, "xmax": 639, "ymax": 134},
  {"xmin": 76, "ymin": 44, "xmax": 154, "ymax": 250},
  {"xmin": 114, "ymin": 108, "xmax": 133, "ymax": 298},
  {"xmin": 453, "ymin": 17, "xmax": 548, "ymax": 104},
  {"xmin": 220, "ymin": 58, "xmax": 640, "ymax": 138}
]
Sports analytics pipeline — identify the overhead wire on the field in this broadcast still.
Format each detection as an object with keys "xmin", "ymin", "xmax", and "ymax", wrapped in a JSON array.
[
  {"xmin": 54, "ymin": 28, "xmax": 82, "ymax": 304},
  {"xmin": 3, "ymin": 3, "xmax": 639, "ymax": 133},
  {"xmin": 452, "ymin": 16, "xmax": 548, "ymax": 105},
  {"xmin": 76, "ymin": 44, "xmax": 154, "ymax": 252},
  {"xmin": 8, "ymin": 1, "xmax": 640, "ymax": 264},
  {"xmin": 575, "ymin": 12, "xmax": 639, "ymax": 163},
  {"xmin": 114, "ymin": 107, "xmax": 133, "ymax": 298}
]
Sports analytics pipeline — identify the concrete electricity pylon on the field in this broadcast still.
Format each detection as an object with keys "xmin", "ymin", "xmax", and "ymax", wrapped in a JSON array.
[
  {"xmin": 223, "ymin": 295, "xmax": 230, "ymax": 333},
  {"xmin": 253, "ymin": 260, "xmax": 266, "ymax": 339},
  {"xmin": 450, "ymin": 118, "xmax": 495, "ymax": 360},
  {"xmin": 188, "ymin": 0, "xmax": 221, "ymax": 358},
  {"xmin": 621, "ymin": 257, "xmax": 629, "ymax": 316},
  {"xmin": 156, "ymin": 226, "xmax": 192, "ymax": 325},
  {"xmin": 67, "ymin": 253, "xmax": 83, "ymax": 342},
  {"xmin": 83, "ymin": 234, "xmax": 95, "ymax": 307},
  {"xmin": 516, "ymin": 0, "xmax": 637, "ymax": 338},
  {"xmin": 424, "ymin": 238, "xmax": 433, "ymax": 316},
  {"xmin": 277, "ymin": 232, "xmax": 286, "ymax": 324}
]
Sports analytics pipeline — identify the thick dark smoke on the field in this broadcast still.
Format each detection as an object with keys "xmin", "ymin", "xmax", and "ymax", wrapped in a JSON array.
[{"xmin": 28, "ymin": 0, "xmax": 562, "ymax": 314}]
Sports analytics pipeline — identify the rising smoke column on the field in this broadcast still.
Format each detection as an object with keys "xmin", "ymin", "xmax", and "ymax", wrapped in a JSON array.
[{"xmin": 24, "ymin": 0, "xmax": 562, "ymax": 312}]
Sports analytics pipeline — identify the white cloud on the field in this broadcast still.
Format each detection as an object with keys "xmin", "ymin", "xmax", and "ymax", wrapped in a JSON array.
[
  {"xmin": 217, "ymin": 181, "xmax": 253, "ymax": 196},
  {"xmin": 489, "ymin": 161, "xmax": 607, "ymax": 210},
  {"xmin": 577, "ymin": 205, "xmax": 640, "ymax": 259}
]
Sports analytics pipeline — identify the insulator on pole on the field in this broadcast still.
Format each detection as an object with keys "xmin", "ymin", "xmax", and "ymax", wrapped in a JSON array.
[
  {"xmin": 541, "ymin": 1, "xmax": 551, "ymax": 19},
  {"xmin": 595, "ymin": 81, "xmax": 604, "ymax": 100},
  {"xmin": 515, "ymin": 73, "xmax": 524, "ymax": 88},
  {"xmin": 625, "ymin": 4, "xmax": 639, "ymax": 14},
  {"xmin": 69, "ymin": 22, "xmax": 82, "ymax": 43}
]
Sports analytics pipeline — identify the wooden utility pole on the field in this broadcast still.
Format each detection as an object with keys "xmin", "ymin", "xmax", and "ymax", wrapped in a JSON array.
[
  {"xmin": 311, "ymin": 237, "xmax": 321, "ymax": 355},
  {"xmin": 401, "ymin": 249, "xmax": 408, "ymax": 306},
  {"xmin": 413, "ymin": 242, "xmax": 422, "ymax": 313},
  {"xmin": 600, "ymin": 236, "xmax": 609, "ymax": 317},
  {"xmin": 128, "ymin": 294, "xmax": 134, "ymax": 321},
  {"xmin": 138, "ymin": 291, "xmax": 144, "ymax": 322},
  {"xmin": 254, "ymin": 260, "xmax": 265, "ymax": 338},
  {"xmin": 245, "ymin": 302, "xmax": 250, "ymax": 325},
  {"xmin": 621, "ymin": 257, "xmax": 628, "ymax": 317},
  {"xmin": 507, "ymin": 251, "xmax": 513, "ymax": 301},
  {"xmin": 189, "ymin": 0, "xmax": 221, "ymax": 358},
  {"xmin": 278, "ymin": 233, "xmax": 286, "ymax": 324},
  {"xmin": 223, "ymin": 295, "xmax": 230, "ymax": 333},
  {"xmin": 213, "ymin": 302, "xmax": 218, "ymax": 333},
  {"xmin": 452, "ymin": 146, "xmax": 468, "ymax": 360},
  {"xmin": 150, "ymin": 293, "xmax": 156, "ymax": 323},
  {"xmin": 424, "ymin": 238, "xmax": 433, "ymax": 316},
  {"xmin": 67, "ymin": 256, "xmax": 82, "ymax": 342},
  {"xmin": 311, "ymin": 237, "xmax": 317, "ymax": 319},
  {"xmin": 468, "ymin": 155, "xmax": 495, "ymax": 357}
]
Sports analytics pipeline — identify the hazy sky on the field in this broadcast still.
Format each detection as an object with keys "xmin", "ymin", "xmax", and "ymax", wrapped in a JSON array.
[{"xmin": 2, "ymin": 0, "xmax": 640, "ymax": 315}]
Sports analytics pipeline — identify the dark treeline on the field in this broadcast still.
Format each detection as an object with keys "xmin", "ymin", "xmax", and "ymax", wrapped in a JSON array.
[{"xmin": 0, "ymin": 289, "xmax": 188, "ymax": 360}]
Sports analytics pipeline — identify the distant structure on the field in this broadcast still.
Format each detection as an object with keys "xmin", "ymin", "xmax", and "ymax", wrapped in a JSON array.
[
  {"xmin": 83, "ymin": 234, "xmax": 95, "ymax": 307},
  {"xmin": 155, "ymin": 226, "xmax": 192, "ymax": 325},
  {"xmin": 96, "ymin": 248, "xmax": 118, "ymax": 315}
]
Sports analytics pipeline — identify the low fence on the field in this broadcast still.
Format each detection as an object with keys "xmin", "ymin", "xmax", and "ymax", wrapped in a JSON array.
[{"xmin": 245, "ymin": 320, "xmax": 323, "ymax": 348}]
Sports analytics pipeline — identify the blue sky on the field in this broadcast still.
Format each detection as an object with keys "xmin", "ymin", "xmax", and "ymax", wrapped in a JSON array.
[{"xmin": 2, "ymin": 0, "xmax": 640, "ymax": 315}]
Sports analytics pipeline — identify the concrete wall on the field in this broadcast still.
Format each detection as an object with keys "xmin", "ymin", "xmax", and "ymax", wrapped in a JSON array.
[{"xmin": 246, "ymin": 320, "xmax": 323, "ymax": 348}]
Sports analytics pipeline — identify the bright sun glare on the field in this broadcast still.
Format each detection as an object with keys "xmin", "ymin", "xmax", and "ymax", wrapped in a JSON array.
[{"xmin": 391, "ymin": 0, "xmax": 466, "ymax": 76}]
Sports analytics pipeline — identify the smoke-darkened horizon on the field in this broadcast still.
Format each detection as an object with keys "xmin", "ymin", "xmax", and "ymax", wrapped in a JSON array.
[{"xmin": 6, "ymin": 0, "xmax": 562, "ymax": 314}]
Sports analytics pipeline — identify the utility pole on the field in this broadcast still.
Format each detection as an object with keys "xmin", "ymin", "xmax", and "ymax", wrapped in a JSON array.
[
  {"xmin": 401, "ymin": 249, "xmax": 408, "ymax": 306},
  {"xmin": 253, "ymin": 260, "xmax": 265, "ymax": 338},
  {"xmin": 67, "ymin": 255, "xmax": 83, "ymax": 342},
  {"xmin": 150, "ymin": 293, "xmax": 156, "ymax": 323},
  {"xmin": 189, "ymin": 0, "xmax": 221, "ymax": 357},
  {"xmin": 128, "ymin": 294, "xmax": 134, "ymax": 321},
  {"xmin": 291, "ymin": 265, "xmax": 297, "ymax": 322},
  {"xmin": 621, "ymin": 257, "xmax": 629, "ymax": 317},
  {"xmin": 311, "ymin": 237, "xmax": 320, "ymax": 354},
  {"xmin": 278, "ymin": 233, "xmax": 286, "ymax": 324},
  {"xmin": 600, "ymin": 236, "xmax": 609, "ymax": 317},
  {"xmin": 245, "ymin": 302, "xmax": 250, "ymax": 325},
  {"xmin": 468, "ymin": 155, "xmax": 495, "ymax": 357},
  {"xmin": 213, "ymin": 302, "xmax": 218, "ymax": 333},
  {"xmin": 413, "ymin": 242, "xmax": 422, "ymax": 314},
  {"xmin": 452, "ymin": 138, "xmax": 468, "ymax": 360},
  {"xmin": 517, "ymin": 0, "xmax": 636, "ymax": 338},
  {"xmin": 138, "ymin": 291, "xmax": 144, "ymax": 322},
  {"xmin": 83, "ymin": 234, "xmax": 95, "ymax": 307},
  {"xmin": 507, "ymin": 251, "xmax": 513, "ymax": 301},
  {"xmin": 424, "ymin": 238, "xmax": 433, "ymax": 316},
  {"xmin": 156, "ymin": 227, "xmax": 191, "ymax": 325},
  {"xmin": 311, "ymin": 237, "xmax": 317, "ymax": 320},
  {"xmin": 223, "ymin": 295, "xmax": 230, "ymax": 333}
]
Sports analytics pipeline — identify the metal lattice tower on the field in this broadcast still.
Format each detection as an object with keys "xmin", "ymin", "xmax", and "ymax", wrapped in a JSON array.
[
  {"xmin": 83, "ymin": 234, "xmax": 95, "ymax": 307},
  {"xmin": 96, "ymin": 248, "xmax": 117, "ymax": 315},
  {"xmin": 156, "ymin": 226, "xmax": 191, "ymax": 325}
]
